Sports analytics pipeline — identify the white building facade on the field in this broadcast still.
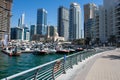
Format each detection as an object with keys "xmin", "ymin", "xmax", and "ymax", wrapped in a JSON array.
[
  {"xmin": 84, "ymin": 1, "xmax": 120, "ymax": 44},
  {"xmin": 69, "ymin": 2, "xmax": 82, "ymax": 40},
  {"xmin": 103, "ymin": 0, "xmax": 120, "ymax": 43}
]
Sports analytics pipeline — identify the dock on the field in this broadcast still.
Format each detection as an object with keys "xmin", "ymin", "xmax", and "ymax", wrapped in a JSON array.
[
  {"xmin": 1, "ymin": 50, "xmax": 21, "ymax": 56},
  {"xmin": 21, "ymin": 50, "xmax": 34, "ymax": 53}
]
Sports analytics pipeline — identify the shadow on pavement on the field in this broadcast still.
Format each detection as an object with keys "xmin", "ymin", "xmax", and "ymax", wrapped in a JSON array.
[{"xmin": 102, "ymin": 55, "xmax": 120, "ymax": 60}]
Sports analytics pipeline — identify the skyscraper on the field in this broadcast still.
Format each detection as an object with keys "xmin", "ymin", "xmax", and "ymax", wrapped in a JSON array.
[
  {"xmin": 69, "ymin": 2, "xmax": 81, "ymax": 40},
  {"xmin": 47, "ymin": 25, "xmax": 56, "ymax": 37},
  {"xmin": 11, "ymin": 27, "xmax": 23, "ymax": 40},
  {"xmin": 0, "ymin": 0, "xmax": 13, "ymax": 40},
  {"xmin": 103, "ymin": 0, "xmax": 120, "ymax": 43},
  {"xmin": 30, "ymin": 25, "xmax": 36, "ymax": 41},
  {"xmin": 18, "ymin": 18, "xmax": 21, "ymax": 27},
  {"xmin": 23, "ymin": 25, "xmax": 29, "ymax": 41},
  {"xmin": 18, "ymin": 13, "xmax": 25, "ymax": 27},
  {"xmin": 21, "ymin": 13, "xmax": 25, "ymax": 26},
  {"xmin": 58, "ymin": 6, "xmax": 69, "ymax": 41},
  {"xmin": 99, "ymin": 6, "xmax": 107, "ymax": 43},
  {"xmin": 37, "ymin": 8, "xmax": 47, "ymax": 35},
  {"xmin": 84, "ymin": 3, "xmax": 97, "ymax": 39},
  {"xmin": 84, "ymin": 3, "xmax": 97, "ymax": 23}
]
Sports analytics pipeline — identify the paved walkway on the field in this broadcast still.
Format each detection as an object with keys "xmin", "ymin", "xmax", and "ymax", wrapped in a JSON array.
[
  {"xmin": 85, "ymin": 49, "xmax": 120, "ymax": 80},
  {"xmin": 57, "ymin": 48, "xmax": 120, "ymax": 80}
]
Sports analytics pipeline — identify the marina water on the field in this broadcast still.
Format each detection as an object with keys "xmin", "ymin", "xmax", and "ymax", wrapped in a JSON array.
[{"xmin": 0, "ymin": 52, "xmax": 66, "ymax": 79}]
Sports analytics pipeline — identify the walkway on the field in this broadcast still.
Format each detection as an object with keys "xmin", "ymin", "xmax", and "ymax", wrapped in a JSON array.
[
  {"xmin": 57, "ymin": 48, "xmax": 120, "ymax": 80},
  {"xmin": 85, "ymin": 48, "xmax": 120, "ymax": 80}
]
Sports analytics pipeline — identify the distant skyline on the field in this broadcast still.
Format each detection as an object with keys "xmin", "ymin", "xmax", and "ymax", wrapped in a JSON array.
[{"xmin": 11, "ymin": 0, "xmax": 103, "ymax": 29}]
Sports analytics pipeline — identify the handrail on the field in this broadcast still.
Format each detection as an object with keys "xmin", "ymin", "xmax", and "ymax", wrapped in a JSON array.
[
  {"xmin": 1, "ymin": 48, "xmax": 110, "ymax": 80},
  {"xmin": 2, "ymin": 57, "xmax": 63, "ymax": 80}
]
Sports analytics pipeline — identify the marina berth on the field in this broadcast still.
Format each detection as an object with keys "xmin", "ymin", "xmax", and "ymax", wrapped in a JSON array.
[
  {"xmin": 32, "ymin": 50, "xmax": 48, "ymax": 55},
  {"xmin": 68, "ymin": 48, "xmax": 76, "ymax": 53},
  {"xmin": 56, "ymin": 49, "xmax": 70, "ymax": 54},
  {"xmin": 1, "ymin": 47, "xmax": 21, "ymax": 56},
  {"xmin": 46, "ymin": 48, "xmax": 56, "ymax": 54},
  {"xmin": 75, "ymin": 47, "xmax": 84, "ymax": 52}
]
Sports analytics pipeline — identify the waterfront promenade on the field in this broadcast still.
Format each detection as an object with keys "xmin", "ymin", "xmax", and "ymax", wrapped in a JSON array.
[{"xmin": 57, "ymin": 48, "xmax": 120, "ymax": 80}]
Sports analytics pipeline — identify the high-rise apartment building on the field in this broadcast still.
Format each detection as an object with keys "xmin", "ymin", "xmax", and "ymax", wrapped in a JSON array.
[
  {"xmin": 84, "ymin": 3, "xmax": 108, "ymax": 43},
  {"xmin": 103, "ymin": 0, "xmax": 120, "ymax": 43},
  {"xmin": 85, "ymin": 19, "xmax": 94, "ymax": 39},
  {"xmin": 30, "ymin": 25, "xmax": 36, "ymax": 41},
  {"xmin": 0, "ymin": 0, "xmax": 13, "ymax": 40},
  {"xmin": 99, "ymin": 6, "xmax": 107, "ymax": 43},
  {"xmin": 11, "ymin": 27, "xmax": 23, "ymax": 40},
  {"xmin": 94, "ymin": 7, "xmax": 100, "ymax": 40},
  {"xmin": 23, "ymin": 25, "xmax": 29, "ymax": 41},
  {"xmin": 47, "ymin": 25, "xmax": 56, "ymax": 37},
  {"xmin": 84, "ymin": 0, "xmax": 120, "ymax": 44},
  {"xmin": 114, "ymin": 1, "xmax": 120, "ymax": 42},
  {"xmin": 58, "ymin": 6, "xmax": 69, "ymax": 41},
  {"xmin": 18, "ymin": 13, "xmax": 25, "ymax": 27},
  {"xmin": 84, "ymin": 3, "xmax": 97, "ymax": 39},
  {"xmin": 18, "ymin": 13, "xmax": 26, "ymax": 41},
  {"xmin": 37, "ymin": 8, "xmax": 47, "ymax": 35},
  {"xmin": 84, "ymin": 3, "xmax": 97, "ymax": 23},
  {"xmin": 69, "ymin": 2, "xmax": 81, "ymax": 40},
  {"xmin": 21, "ymin": 13, "xmax": 25, "ymax": 26}
]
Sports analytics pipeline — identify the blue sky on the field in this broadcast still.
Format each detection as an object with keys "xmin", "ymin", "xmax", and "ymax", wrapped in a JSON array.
[{"xmin": 11, "ymin": 0, "xmax": 103, "ymax": 29}]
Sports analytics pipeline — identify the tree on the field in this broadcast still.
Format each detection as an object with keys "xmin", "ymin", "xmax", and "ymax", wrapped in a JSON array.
[
  {"xmin": 85, "ymin": 37, "xmax": 91, "ymax": 45},
  {"xmin": 95, "ymin": 38, "xmax": 100, "ymax": 45},
  {"xmin": 72, "ymin": 39, "xmax": 85, "ymax": 45},
  {"xmin": 108, "ymin": 35, "xmax": 116, "ymax": 46}
]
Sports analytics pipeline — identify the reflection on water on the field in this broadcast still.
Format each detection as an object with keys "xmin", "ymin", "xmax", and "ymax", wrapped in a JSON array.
[{"xmin": 0, "ymin": 52, "xmax": 65, "ymax": 79}]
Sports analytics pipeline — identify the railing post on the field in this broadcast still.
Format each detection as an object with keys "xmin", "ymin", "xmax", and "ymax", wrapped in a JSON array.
[
  {"xmin": 70, "ymin": 56, "xmax": 73, "ymax": 68},
  {"xmin": 52, "ymin": 60, "xmax": 62, "ymax": 80},
  {"xmin": 83, "ymin": 53, "xmax": 85, "ymax": 60},
  {"xmin": 85, "ymin": 53, "xmax": 87, "ymax": 59},
  {"xmin": 63, "ymin": 60, "xmax": 66, "ymax": 74},
  {"xmin": 52, "ymin": 63, "xmax": 55, "ymax": 80},
  {"xmin": 63, "ymin": 55, "xmax": 66, "ymax": 74},
  {"xmin": 34, "ymin": 68, "xmax": 40, "ymax": 80},
  {"xmin": 80, "ymin": 54, "xmax": 82, "ymax": 62},
  {"xmin": 79, "ymin": 54, "xmax": 81, "ymax": 62},
  {"xmin": 5, "ymin": 78, "xmax": 8, "ymax": 80},
  {"xmin": 76, "ymin": 55, "xmax": 78, "ymax": 65}
]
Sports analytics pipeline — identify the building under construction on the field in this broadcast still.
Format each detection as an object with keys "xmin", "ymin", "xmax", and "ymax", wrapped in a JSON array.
[{"xmin": 0, "ymin": 0, "xmax": 13, "ymax": 40}]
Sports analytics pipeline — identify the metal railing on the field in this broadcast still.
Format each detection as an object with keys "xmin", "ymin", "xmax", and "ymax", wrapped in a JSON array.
[{"xmin": 2, "ymin": 48, "xmax": 109, "ymax": 80}]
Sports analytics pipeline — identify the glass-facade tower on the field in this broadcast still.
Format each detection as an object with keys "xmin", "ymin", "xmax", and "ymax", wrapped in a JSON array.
[
  {"xmin": 37, "ymin": 8, "xmax": 47, "ymax": 35},
  {"xmin": 30, "ymin": 25, "xmax": 36, "ymax": 41},
  {"xmin": 11, "ymin": 27, "xmax": 22, "ymax": 40},
  {"xmin": 69, "ymin": 3, "xmax": 81, "ymax": 40},
  {"xmin": 58, "ymin": 6, "xmax": 69, "ymax": 41}
]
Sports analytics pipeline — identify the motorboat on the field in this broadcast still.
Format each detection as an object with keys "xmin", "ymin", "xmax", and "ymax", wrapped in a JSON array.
[
  {"xmin": 75, "ymin": 48, "xmax": 84, "ymax": 52},
  {"xmin": 1, "ymin": 47, "xmax": 21, "ymax": 56}
]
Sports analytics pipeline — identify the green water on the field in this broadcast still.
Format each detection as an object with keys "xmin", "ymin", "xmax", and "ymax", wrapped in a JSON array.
[{"xmin": 0, "ymin": 52, "xmax": 65, "ymax": 79}]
